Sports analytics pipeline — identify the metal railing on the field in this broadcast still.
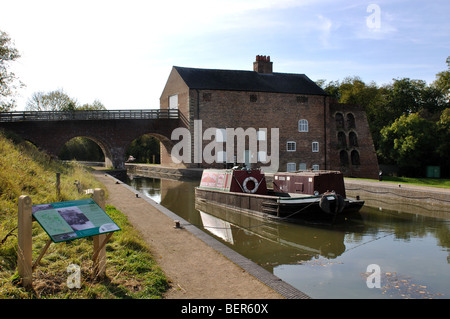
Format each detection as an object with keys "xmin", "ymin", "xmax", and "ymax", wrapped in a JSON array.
[{"xmin": 0, "ymin": 109, "xmax": 179, "ymax": 122}]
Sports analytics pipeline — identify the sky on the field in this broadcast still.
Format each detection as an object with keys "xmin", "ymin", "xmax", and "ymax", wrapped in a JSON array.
[{"xmin": 1, "ymin": 0, "xmax": 449, "ymax": 110}]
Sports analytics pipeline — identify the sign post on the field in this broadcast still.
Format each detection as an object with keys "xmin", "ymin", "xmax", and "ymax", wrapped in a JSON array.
[
  {"xmin": 92, "ymin": 188, "xmax": 107, "ymax": 278},
  {"xmin": 17, "ymin": 195, "xmax": 33, "ymax": 289},
  {"xmin": 17, "ymin": 188, "xmax": 120, "ymax": 288}
]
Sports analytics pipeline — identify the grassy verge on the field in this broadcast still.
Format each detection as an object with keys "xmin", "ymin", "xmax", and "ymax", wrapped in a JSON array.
[
  {"xmin": 0, "ymin": 130, "xmax": 168, "ymax": 298},
  {"xmin": 346, "ymin": 175, "xmax": 450, "ymax": 189}
]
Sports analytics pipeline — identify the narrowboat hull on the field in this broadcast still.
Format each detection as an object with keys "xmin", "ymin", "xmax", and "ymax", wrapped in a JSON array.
[{"xmin": 194, "ymin": 187, "xmax": 364, "ymax": 223}]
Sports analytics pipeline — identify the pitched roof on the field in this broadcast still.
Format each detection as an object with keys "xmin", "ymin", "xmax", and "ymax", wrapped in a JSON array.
[{"xmin": 174, "ymin": 66, "xmax": 327, "ymax": 96}]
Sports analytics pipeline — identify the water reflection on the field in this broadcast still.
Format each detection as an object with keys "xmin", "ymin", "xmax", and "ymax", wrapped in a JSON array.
[{"xmin": 126, "ymin": 175, "xmax": 450, "ymax": 299}]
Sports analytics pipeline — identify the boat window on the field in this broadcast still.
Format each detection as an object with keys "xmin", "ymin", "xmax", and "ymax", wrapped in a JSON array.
[{"xmin": 298, "ymin": 119, "xmax": 308, "ymax": 132}]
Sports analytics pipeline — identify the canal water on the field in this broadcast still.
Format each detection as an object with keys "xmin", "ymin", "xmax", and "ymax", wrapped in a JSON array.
[{"xmin": 125, "ymin": 174, "xmax": 450, "ymax": 299}]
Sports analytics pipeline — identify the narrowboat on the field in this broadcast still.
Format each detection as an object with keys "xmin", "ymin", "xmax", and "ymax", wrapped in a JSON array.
[{"xmin": 194, "ymin": 168, "xmax": 364, "ymax": 222}]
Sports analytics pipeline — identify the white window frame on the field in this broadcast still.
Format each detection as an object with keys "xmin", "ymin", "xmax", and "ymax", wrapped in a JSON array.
[
  {"xmin": 286, "ymin": 141, "xmax": 296, "ymax": 152},
  {"xmin": 287, "ymin": 163, "xmax": 296, "ymax": 172},
  {"xmin": 312, "ymin": 164, "xmax": 319, "ymax": 171},
  {"xmin": 298, "ymin": 119, "xmax": 308, "ymax": 132},
  {"xmin": 312, "ymin": 141, "xmax": 319, "ymax": 152},
  {"xmin": 169, "ymin": 94, "xmax": 178, "ymax": 109}
]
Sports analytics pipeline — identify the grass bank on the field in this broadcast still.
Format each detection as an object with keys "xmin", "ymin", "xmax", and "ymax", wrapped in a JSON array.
[
  {"xmin": 346, "ymin": 176, "xmax": 450, "ymax": 189},
  {"xmin": 0, "ymin": 131, "xmax": 168, "ymax": 298}
]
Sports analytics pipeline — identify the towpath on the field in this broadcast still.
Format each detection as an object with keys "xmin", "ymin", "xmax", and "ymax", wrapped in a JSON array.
[{"xmin": 92, "ymin": 171, "xmax": 292, "ymax": 299}]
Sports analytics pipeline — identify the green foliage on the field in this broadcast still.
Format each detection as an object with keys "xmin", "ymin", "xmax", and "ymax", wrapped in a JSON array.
[
  {"xmin": 26, "ymin": 89, "xmax": 106, "ymax": 112},
  {"xmin": 317, "ymin": 58, "xmax": 450, "ymax": 177},
  {"xmin": 126, "ymin": 135, "xmax": 160, "ymax": 164},
  {"xmin": 378, "ymin": 113, "xmax": 437, "ymax": 174},
  {"xmin": 59, "ymin": 137, "xmax": 105, "ymax": 162},
  {"xmin": 0, "ymin": 30, "xmax": 24, "ymax": 112}
]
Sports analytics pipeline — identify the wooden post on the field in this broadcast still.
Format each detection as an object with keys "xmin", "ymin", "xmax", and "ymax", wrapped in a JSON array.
[
  {"xmin": 17, "ymin": 195, "xmax": 33, "ymax": 289},
  {"xmin": 56, "ymin": 173, "xmax": 61, "ymax": 200},
  {"xmin": 92, "ymin": 188, "xmax": 107, "ymax": 278}
]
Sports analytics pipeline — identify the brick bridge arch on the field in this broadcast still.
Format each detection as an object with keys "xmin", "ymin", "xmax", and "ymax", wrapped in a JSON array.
[{"xmin": 0, "ymin": 110, "xmax": 183, "ymax": 168}]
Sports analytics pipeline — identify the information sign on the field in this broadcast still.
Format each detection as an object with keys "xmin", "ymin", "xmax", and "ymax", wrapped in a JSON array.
[{"xmin": 32, "ymin": 198, "xmax": 120, "ymax": 243}]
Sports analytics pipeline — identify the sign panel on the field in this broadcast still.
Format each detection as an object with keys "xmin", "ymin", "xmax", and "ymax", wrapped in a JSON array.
[{"xmin": 32, "ymin": 198, "xmax": 120, "ymax": 243}]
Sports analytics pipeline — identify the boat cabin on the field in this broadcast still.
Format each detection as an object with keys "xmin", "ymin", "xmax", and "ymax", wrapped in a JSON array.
[{"xmin": 273, "ymin": 171, "xmax": 346, "ymax": 198}]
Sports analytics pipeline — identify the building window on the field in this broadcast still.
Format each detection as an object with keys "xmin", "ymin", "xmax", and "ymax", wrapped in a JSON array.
[
  {"xmin": 169, "ymin": 94, "xmax": 178, "ymax": 109},
  {"xmin": 250, "ymin": 94, "xmax": 258, "ymax": 102},
  {"xmin": 351, "ymin": 150, "xmax": 360, "ymax": 165},
  {"xmin": 340, "ymin": 150, "xmax": 349, "ymax": 167},
  {"xmin": 349, "ymin": 131, "xmax": 358, "ymax": 147},
  {"xmin": 257, "ymin": 130, "xmax": 266, "ymax": 141},
  {"xmin": 287, "ymin": 163, "xmax": 296, "ymax": 172},
  {"xmin": 335, "ymin": 113, "xmax": 344, "ymax": 130},
  {"xmin": 338, "ymin": 131, "xmax": 347, "ymax": 148},
  {"xmin": 287, "ymin": 141, "xmax": 296, "ymax": 152},
  {"xmin": 312, "ymin": 142, "xmax": 319, "ymax": 152},
  {"xmin": 312, "ymin": 164, "xmax": 319, "ymax": 171},
  {"xmin": 296, "ymin": 96, "xmax": 308, "ymax": 104},
  {"xmin": 347, "ymin": 113, "xmax": 356, "ymax": 129},
  {"xmin": 298, "ymin": 119, "xmax": 308, "ymax": 132},
  {"xmin": 299, "ymin": 163, "xmax": 307, "ymax": 170}
]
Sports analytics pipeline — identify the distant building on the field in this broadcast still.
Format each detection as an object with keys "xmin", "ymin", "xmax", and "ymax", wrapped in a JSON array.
[{"xmin": 160, "ymin": 55, "xmax": 379, "ymax": 179}]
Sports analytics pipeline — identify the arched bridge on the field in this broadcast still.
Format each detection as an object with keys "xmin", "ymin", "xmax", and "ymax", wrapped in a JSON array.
[{"xmin": 0, "ymin": 109, "xmax": 184, "ymax": 168}]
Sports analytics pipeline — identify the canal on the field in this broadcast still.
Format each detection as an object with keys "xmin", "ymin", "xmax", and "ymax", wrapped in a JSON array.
[{"xmin": 124, "ymin": 174, "xmax": 450, "ymax": 299}]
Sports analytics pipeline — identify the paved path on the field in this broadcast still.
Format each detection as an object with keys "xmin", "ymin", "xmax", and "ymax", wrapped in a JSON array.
[{"xmin": 93, "ymin": 171, "xmax": 292, "ymax": 299}]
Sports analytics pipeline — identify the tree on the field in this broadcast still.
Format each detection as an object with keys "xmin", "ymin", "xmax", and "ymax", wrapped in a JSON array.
[
  {"xmin": 26, "ymin": 89, "xmax": 78, "ymax": 111},
  {"xmin": 0, "ymin": 30, "xmax": 24, "ymax": 111},
  {"xmin": 378, "ymin": 113, "xmax": 437, "ymax": 176},
  {"xmin": 78, "ymin": 99, "xmax": 106, "ymax": 110}
]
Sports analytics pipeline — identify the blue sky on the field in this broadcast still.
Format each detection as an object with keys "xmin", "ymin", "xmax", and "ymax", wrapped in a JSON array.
[{"xmin": 1, "ymin": 0, "xmax": 449, "ymax": 110}]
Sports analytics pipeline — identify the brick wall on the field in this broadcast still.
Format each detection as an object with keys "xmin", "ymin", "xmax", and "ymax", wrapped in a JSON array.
[
  {"xmin": 328, "ymin": 102, "xmax": 379, "ymax": 179},
  {"xmin": 189, "ymin": 89, "xmax": 328, "ymax": 171}
]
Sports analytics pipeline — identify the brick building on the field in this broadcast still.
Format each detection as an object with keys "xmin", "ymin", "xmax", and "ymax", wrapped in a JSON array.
[{"xmin": 160, "ymin": 55, "xmax": 379, "ymax": 179}]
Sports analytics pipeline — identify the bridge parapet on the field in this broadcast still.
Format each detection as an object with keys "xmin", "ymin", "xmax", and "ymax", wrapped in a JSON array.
[{"xmin": 0, "ymin": 109, "xmax": 179, "ymax": 122}]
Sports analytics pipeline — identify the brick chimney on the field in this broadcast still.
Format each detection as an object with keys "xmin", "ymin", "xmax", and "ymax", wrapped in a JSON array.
[{"xmin": 253, "ymin": 55, "xmax": 273, "ymax": 74}]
